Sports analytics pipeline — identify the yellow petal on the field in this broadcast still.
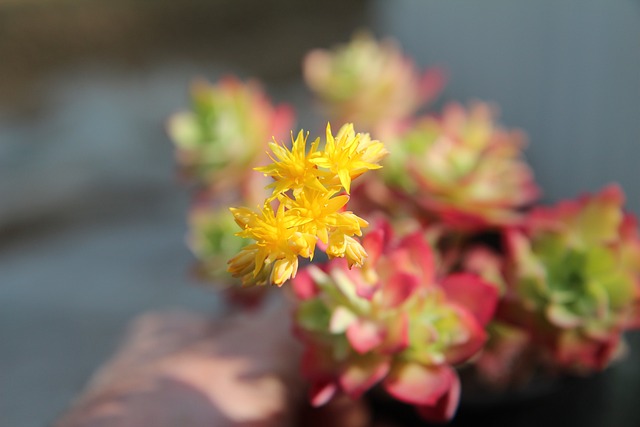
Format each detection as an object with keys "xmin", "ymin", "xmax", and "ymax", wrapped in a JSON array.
[{"xmin": 338, "ymin": 169, "xmax": 352, "ymax": 194}]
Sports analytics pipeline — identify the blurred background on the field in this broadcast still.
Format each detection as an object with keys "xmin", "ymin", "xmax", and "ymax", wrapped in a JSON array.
[{"xmin": 1, "ymin": 0, "xmax": 639, "ymax": 426}]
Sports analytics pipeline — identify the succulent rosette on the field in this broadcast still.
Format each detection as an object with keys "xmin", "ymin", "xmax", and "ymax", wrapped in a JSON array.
[
  {"xmin": 179, "ymin": 165, "xmax": 268, "ymax": 295},
  {"xmin": 504, "ymin": 185, "xmax": 640, "ymax": 372},
  {"xmin": 304, "ymin": 32, "xmax": 445, "ymax": 134},
  {"xmin": 167, "ymin": 77, "xmax": 292, "ymax": 305},
  {"xmin": 189, "ymin": 204, "xmax": 246, "ymax": 281},
  {"xmin": 384, "ymin": 102, "xmax": 539, "ymax": 229},
  {"xmin": 293, "ymin": 221, "xmax": 499, "ymax": 422},
  {"xmin": 167, "ymin": 76, "xmax": 293, "ymax": 192}
]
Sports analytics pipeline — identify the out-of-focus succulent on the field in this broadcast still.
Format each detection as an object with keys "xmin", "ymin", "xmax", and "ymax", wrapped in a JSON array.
[
  {"xmin": 166, "ymin": 33, "xmax": 640, "ymax": 421},
  {"xmin": 384, "ymin": 102, "xmax": 539, "ymax": 229},
  {"xmin": 185, "ymin": 198, "xmax": 275, "ymax": 308},
  {"xmin": 189, "ymin": 203, "xmax": 247, "ymax": 284},
  {"xmin": 167, "ymin": 77, "xmax": 292, "ymax": 306},
  {"xmin": 504, "ymin": 185, "xmax": 640, "ymax": 372},
  {"xmin": 304, "ymin": 32, "xmax": 445, "ymax": 134},
  {"xmin": 293, "ymin": 222, "xmax": 498, "ymax": 422},
  {"xmin": 167, "ymin": 77, "xmax": 293, "ymax": 192},
  {"xmin": 469, "ymin": 321, "xmax": 532, "ymax": 389}
]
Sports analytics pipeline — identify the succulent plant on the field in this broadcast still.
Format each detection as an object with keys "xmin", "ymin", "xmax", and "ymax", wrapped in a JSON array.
[
  {"xmin": 167, "ymin": 76, "xmax": 293, "ymax": 193},
  {"xmin": 504, "ymin": 185, "xmax": 640, "ymax": 372},
  {"xmin": 188, "ymin": 203, "xmax": 247, "ymax": 283},
  {"xmin": 304, "ymin": 32, "xmax": 445, "ymax": 135},
  {"xmin": 384, "ymin": 102, "xmax": 539, "ymax": 229},
  {"xmin": 167, "ymin": 34, "xmax": 640, "ymax": 423},
  {"xmin": 293, "ymin": 221, "xmax": 498, "ymax": 422}
]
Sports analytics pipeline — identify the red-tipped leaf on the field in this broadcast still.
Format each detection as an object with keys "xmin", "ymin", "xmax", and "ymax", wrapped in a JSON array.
[
  {"xmin": 383, "ymin": 362, "xmax": 454, "ymax": 406},
  {"xmin": 440, "ymin": 273, "xmax": 499, "ymax": 326}
]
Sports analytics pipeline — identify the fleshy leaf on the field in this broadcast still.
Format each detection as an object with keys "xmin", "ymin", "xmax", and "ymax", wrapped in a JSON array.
[
  {"xmin": 548, "ymin": 303, "xmax": 586, "ymax": 329},
  {"xmin": 416, "ymin": 371, "xmax": 461, "ymax": 423},
  {"xmin": 362, "ymin": 227, "xmax": 385, "ymax": 267},
  {"xmin": 381, "ymin": 271, "xmax": 420, "ymax": 309},
  {"xmin": 383, "ymin": 362, "xmax": 453, "ymax": 406},
  {"xmin": 577, "ymin": 185, "xmax": 624, "ymax": 246},
  {"xmin": 339, "ymin": 355, "xmax": 390, "ymax": 398},
  {"xmin": 330, "ymin": 306, "xmax": 358, "ymax": 334},
  {"xmin": 309, "ymin": 379, "xmax": 337, "ymax": 407},
  {"xmin": 292, "ymin": 268, "xmax": 319, "ymax": 300},
  {"xmin": 399, "ymin": 232, "xmax": 436, "ymax": 283},
  {"xmin": 440, "ymin": 273, "xmax": 499, "ymax": 326},
  {"xmin": 297, "ymin": 299, "xmax": 331, "ymax": 332},
  {"xmin": 443, "ymin": 306, "xmax": 488, "ymax": 365},
  {"xmin": 555, "ymin": 330, "xmax": 621, "ymax": 371},
  {"xmin": 354, "ymin": 278, "xmax": 379, "ymax": 301},
  {"xmin": 346, "ymin": 319, "xmax": 385, "ymax": 354},
  {"xmin": 381, "ymin": 312, "xmax": 410, "ymax": 354}
]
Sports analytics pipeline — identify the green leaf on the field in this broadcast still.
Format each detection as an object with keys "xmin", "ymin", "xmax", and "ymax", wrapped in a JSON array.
[
  {"xmin": 577, "ymin": 197, "xmax": 622, "ymax": 247},
  {"xmin": 297, "ymin": 299, "xmax": 331, "ymax": 332},
  {"xmin": 546, "ymin": 303, "xmax": 583, "ymax": 328}
]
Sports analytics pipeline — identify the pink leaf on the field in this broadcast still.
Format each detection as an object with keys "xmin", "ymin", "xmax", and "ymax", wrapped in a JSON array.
[
  {"xmin": 416, "ymin": 372, "xmax": 461, "ymax": 423},
  {"xmin": 381, "ymin": 272, "xmax": 420, "ymax": 309},
  {"xmin": 354, "ymin": 277, "xmax": 379, "ymax": 300},
  {"xmin": 309, "ymin": 379, "xmax": 337, "ymax": 407},
  {"xmin": 556, "ymin": 331, "xmax": 620, "ymax": 371},
  {"xmin": 363, "ymin": 227, "xmax": 385, "ymax": 267},
  {"xmin": 436, "ymin": 205, "xmax": 494, "ymax": 230},
  {"xmin": 383, "ymin": 362, "xmax": 454, "ymax": 406},
  {"xmin": 362, "ymin": 220, "xmax": 395, "ymax": 266},
  {"xmin": 397, "ymin": 232, "xmax": 436, "ymax": 284},
  {"xmin": 443, "ymin": 306, "xmax": 488, "ymax": 365},
  {"xmin": 440, "ymin": 273, "xmax": 498, "ymax": 326},
  {"xmin": 418, "ymin": 66, "xmax": 447, "ymax": 105},
  {"xmin": 292, "ymin": 268, "xmax": 318, "ymax": 300},
  {"xmin": 329, "ymin": 258, "xmax": 379, "ymax": 300},
  {"xmin": 596, "ymin": 184, "xmax": 625, "ymax": 206},
  {"xmin": 339, "ymin": 356, "xmax": 390, "ymax": 399},
  {"xmin": 346, "ymin": 319, "xmax": 385, "ymax": 354},
  {"xmin": 503, "ymin": 227, "xmax": 528, "ymax": 261},
  {"xmin": 329, "ymin": 306, "xmax": 357, "ymax": 333},
  {"xmin": 382, "ymin": 312, "xmax": 410, "ymax": 354}
]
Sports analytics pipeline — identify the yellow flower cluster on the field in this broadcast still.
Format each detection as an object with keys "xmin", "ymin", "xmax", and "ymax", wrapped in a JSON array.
[{"xmin": 228, "ymin": 123, "xmax": 388, "ymax": 286}]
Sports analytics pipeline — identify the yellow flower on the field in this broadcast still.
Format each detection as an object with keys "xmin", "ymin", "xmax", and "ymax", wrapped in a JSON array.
[
  {"xmin": 327, "ymin": 231, "xmax": 368, "ymax": 268},
  {"xmin": 270, "ymin": 257, "xmax": 299, "ymax": 287},
  {"xmin": 255, "ymin": 130, "xmax": 327, "ymax": 197},
  {"xmin": 356, "ymin": 131, "xmax": 389, "ymax": 166},
  {"xmin": 227, "ymin": 245, "xmax": 260, "ymax": 278},
  {"xmin": 284, "ymin": 189, "xmax": 351, "ymax": 244},
  {"xmin": 229, "ymin": 122, "xmax": 386, "ymax": 287},
  {"xmin": 334, "ymin": 211, "xmax": 369, "ymax": 236},
  {"xmin": 311, "ymin": 123, "xmax": 386, "ymax": 193},
  {"xmin": 227, "ymin": 247, "xmax": 280, "ymax": 287},
  {"xmin": 228, "ymin": 202, "xmax": 315, "ymax": 286}
]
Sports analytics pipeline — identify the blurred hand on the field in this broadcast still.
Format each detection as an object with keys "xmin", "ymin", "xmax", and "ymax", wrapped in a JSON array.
[{"xmin": 54, "ymin": 302, "xmax": 371, "ymax": 427}]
